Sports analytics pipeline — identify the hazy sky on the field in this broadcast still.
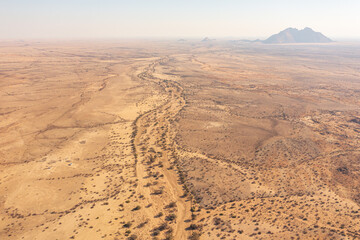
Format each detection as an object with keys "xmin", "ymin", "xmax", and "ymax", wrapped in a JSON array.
[{"xmin": 0, "ymin": 0, "xmax": 359, "ymax": 40}]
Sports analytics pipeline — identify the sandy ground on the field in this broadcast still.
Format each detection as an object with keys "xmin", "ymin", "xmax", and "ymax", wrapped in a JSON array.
[
  {"xmin": 0, "ymin": 41, "xmax": 193, "ymax": 240},
  {"xmin": 1, "ymin": 40, "xmax": 360, "ymax": 239}
]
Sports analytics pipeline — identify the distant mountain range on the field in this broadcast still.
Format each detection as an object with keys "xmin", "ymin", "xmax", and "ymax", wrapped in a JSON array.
[
  {"xmin": 200, "ymin": 28, "xmax": 332, "ymax": 44},
  {"xmin": 263, "ymin": 27, "xmax": 332, "ymax": 44},
  {"xmin": 201, "ymin": 37, "xmax": 216, "ymax": 42}
]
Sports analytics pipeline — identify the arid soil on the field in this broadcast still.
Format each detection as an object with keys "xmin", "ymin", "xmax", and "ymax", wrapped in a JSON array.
[{"xmin": 1, "ymin": 40, "xmax": 360, "ymax": 239}]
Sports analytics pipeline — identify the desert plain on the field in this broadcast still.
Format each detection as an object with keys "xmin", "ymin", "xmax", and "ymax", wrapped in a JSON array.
[{"xmin": 1, "ymin": 40, "xmax": 360, "ymax": 240}]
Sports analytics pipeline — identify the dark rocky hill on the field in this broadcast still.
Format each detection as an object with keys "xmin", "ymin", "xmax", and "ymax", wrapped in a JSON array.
[{"xmin": 263, "ymin": 27, "xmax": 332, "ymax": 44}]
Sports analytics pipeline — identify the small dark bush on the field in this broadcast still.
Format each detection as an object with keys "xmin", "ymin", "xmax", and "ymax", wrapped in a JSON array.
[
  {"xmin": 132, "ymin": 205, "xmax": 141, "ymax": 211},
  {"xmin": 165, "ymin": 213, "xmax": 177, "ymax": 221},
  {"xmin": 123, "ymin": 222, "xmax": 132, "ymax": 228}
]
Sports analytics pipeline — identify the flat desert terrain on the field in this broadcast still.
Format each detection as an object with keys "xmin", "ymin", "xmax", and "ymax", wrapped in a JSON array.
[{"xmin": 1, "ymin": 40, "xmax": 360, "ymax": 239}]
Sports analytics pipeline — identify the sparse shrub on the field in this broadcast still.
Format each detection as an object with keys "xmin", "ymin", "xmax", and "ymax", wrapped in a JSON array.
[
  {"xmin": 137, "ymin": 220, "xmax": 148, "ymax": 228},
  {"xmin": 123, "ymin": 222, "xmax": 132, "ymax": 228},
  {"xmin": 166, "ymin": 202, "xmax": 177, "ymax": 208},
  {"xmin": 152, "ymin": 222, "xmax": 168, "ymax": 236},
  {"xmin": 149, "ymin": 155, "xmax": 156, "ymax": 163},
  {"xmin": 188, "ymin": 224, "xmax": 198, "ymax": 230},
  {"xmin": 165, "ymin": 213, "xmax": 177, "ymax": 221},
  {"xmin": 165, "ymin": 235, "xmax": 174, "ymax": 240},
  {"xmin": 213, "ymin": 217, "xmax": 221, "ymax": 225},
  {"xmin": 132, "ymin": 205, "xmax": 141, "ymax": 211},
  {"xmin": 128, "ymin": 234, "xmax": 137, "ymax": 240},
  {"xmin": 157, "ymin": 222, "xmax": 168, "ymax": 231},
  {"xmin": 166, "ymin": 227, "xmax": 173, "ymax": 234},
  {"xmin": 152, "ymin": 230, "xmax": 160, "ymax": 236},
  {"xmin": 153, "ymin": 189, "xmax": 163, "ymax": 195},
  {"xmin": 188, "ymin": 232, "xmax": 201, "ymax": 240},
  {"xmin": 155, "ymin": 212, "xmax": 163, "ymax": 218}
]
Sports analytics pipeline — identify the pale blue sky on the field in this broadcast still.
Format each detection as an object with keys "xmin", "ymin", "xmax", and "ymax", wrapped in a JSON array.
[{"xmin": 0, "ymin": 0, "xmax": 359, "ymax": 39}]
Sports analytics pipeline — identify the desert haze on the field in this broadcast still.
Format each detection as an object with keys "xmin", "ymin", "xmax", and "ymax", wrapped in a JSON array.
[{"xmin": 1, "ymin": 40, "xmax": 360, "ymax": 240}]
